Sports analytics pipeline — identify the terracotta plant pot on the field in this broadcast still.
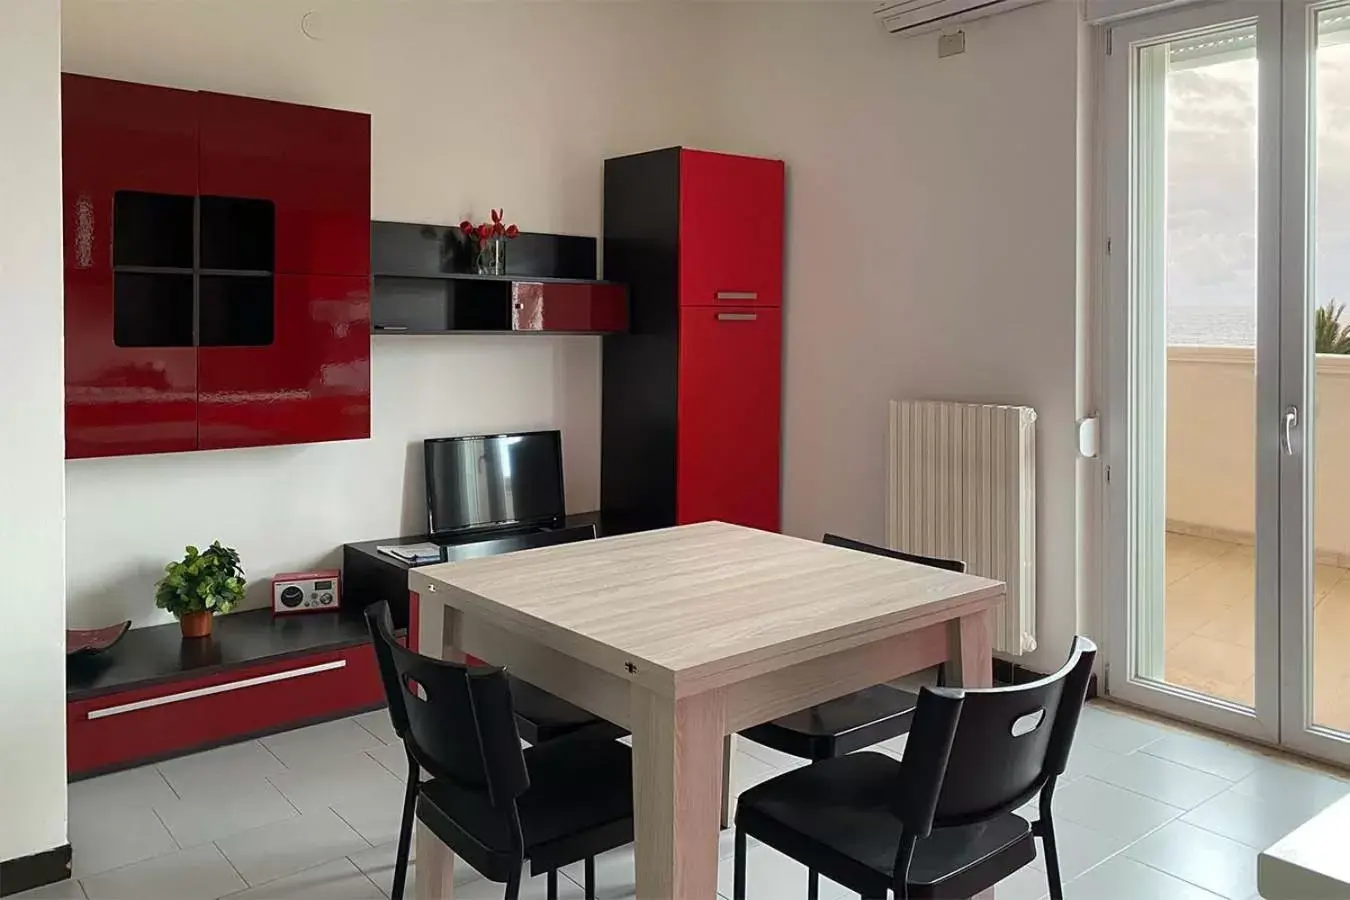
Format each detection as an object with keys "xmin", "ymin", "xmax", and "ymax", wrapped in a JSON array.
[{"xmin": 179, "ymin": 611, "xmax": 213, "ymax": 639}]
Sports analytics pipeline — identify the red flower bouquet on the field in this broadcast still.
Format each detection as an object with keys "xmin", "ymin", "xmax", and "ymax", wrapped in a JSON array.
[{"xmin": 459, "ymin": 209, "xmax": 519, "ymax": 275}]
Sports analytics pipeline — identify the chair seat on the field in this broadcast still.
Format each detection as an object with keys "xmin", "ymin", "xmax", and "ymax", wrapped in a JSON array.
[
  {"xmin": 740, "ymin": 685, "xmax": 919, "ymax": 761},
  {"xmin": 737, "ymin": 751, "xmax": 1036, "ymax": 899},
  {"xmin": 509, "ymin": 676, "xmax": 627, "ymax": 745},
  {"xmin": 417, "ymin": 737, "xmax": 633, "ymax": 882}
]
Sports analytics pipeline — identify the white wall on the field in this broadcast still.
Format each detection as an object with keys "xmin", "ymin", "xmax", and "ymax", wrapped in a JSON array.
[
  {"xmin": 60, "ymin": 0, "xmax": 708, "ymax": 627},
  {"xmin": 706, "ymin": 2, "xmax": 1089, "ymax": 671},
  {"xmin": 0, "ymin": 0, "xmax": 69, "ymax": 865}
]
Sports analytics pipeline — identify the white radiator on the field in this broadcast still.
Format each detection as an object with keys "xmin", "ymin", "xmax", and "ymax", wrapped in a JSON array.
[{"xmin": 887, "ymin": 400, "xmax": 1037, "ymax": 655}]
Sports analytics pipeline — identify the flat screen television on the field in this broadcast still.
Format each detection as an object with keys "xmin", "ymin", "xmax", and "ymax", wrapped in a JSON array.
[{"xmin": 424, "ymin": 430, "xmax": 565, "ymax": 536}]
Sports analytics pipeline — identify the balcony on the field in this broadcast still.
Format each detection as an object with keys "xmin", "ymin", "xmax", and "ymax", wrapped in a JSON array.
[{"xmin": 1164, "ymin": 346, "xmax": 1350, "ymax": 732}]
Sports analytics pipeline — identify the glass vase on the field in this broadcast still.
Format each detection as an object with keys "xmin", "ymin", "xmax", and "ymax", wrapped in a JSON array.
[{"xmin": 476, "ymin": 237, "xmax": 506, "ymax": 276}]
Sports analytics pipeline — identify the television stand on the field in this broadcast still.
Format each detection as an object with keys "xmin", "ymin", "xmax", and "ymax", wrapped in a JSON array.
[{"xmin": 342, "ymin": 511, "xmax": 605, "ymax": 629}]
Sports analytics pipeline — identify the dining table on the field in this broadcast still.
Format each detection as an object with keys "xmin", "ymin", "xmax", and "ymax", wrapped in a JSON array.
[{"xmin": 407, "ymin": 521, "xmax": 1005, "ymax": 900}]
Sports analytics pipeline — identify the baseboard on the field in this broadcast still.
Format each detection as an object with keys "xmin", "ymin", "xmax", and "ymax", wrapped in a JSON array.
[
  {"xmin": 0, "ymin": 843, "xmax": 72, "ymax": 898},
  {"xmin": 994, "ymin": 658, "xmax": 1099, "ymax": 700},
  {"xmin": 1168, "ymin": 518, "xmax": 1350, "ymax": 568}
]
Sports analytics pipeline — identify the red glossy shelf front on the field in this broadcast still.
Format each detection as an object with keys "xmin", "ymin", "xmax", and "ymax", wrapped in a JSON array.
[{"xmin": 511, "ymin": 282, "xmax": 627, "ymax": 333}]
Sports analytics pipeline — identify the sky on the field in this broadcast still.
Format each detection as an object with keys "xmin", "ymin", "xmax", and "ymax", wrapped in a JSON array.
[{"xmin": 1165, "ymin": 33, "xmax": 1350, "ymax": 344}]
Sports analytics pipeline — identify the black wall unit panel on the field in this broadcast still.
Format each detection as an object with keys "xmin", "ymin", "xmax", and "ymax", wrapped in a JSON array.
[
  {"xmin": 600, "ymin": 148, "xmax": 682, "ymax": 533},
  {"xmin": 371, "ymin": 222, "xmax": 598, "ymax": 280}
]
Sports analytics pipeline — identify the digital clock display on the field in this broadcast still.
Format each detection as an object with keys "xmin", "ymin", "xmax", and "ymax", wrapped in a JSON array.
[{"xmin": 313, "ymin": 580, "xmax": 333, "ymax": 590}]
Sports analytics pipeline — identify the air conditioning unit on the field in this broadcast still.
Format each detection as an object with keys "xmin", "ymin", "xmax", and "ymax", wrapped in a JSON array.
[{"xmin": 874, "ymin": 0, "xmax": 1046, "ymax": 35}]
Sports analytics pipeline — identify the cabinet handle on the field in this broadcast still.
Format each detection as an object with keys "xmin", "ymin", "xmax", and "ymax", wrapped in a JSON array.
[
  {"xmin": 715, "ymin": 291, "xmax": 758, "ymax": 302},
  {"xmin": 85, "ymin": 660, "xmax": 347, "ymax": 720},
  {"xmin": 717, "ymin": 313, "xmax": 758, "ymax": 322},
  {"xmin": 374, "ymin": 325, "xmax": 409, "ymax": 332}
]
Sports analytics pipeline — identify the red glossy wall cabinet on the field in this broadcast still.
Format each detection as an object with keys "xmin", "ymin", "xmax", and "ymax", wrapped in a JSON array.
[
  {"xmin": 60, "ymin": 74, "xmax": 372, "ymax": 459},
  {"xmin": 601, "ymin": 147, "xmax": 785, "ymax": 533},
  {"xmin": 63, "ymin": 75, "xmax": 201, "ymax": 458},
  {"xmin": 199, "ymin": 275, "xmax": 371, "ymax": 449}
]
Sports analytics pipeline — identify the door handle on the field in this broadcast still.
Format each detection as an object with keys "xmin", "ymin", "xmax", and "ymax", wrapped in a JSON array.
[
  {"xmin": 1283, "ymin": 405, "xmax": 1300, "ymax": 456},
  {"xmin": 716, "ymin": 313, "xmax": 758, "ymax": 322},
  {"xmin": 715, "ymin": 291, "xmax": 758, "ymax": 302}
]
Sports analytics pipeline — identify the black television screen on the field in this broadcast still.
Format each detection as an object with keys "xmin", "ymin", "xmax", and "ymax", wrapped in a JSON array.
[{"xmin": 424, "ymin": 430, "xmax": 565, "ymax": 535}]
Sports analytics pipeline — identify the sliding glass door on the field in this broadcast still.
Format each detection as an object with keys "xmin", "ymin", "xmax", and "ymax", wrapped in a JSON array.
[{"xmin": 1105, "ymin": 0, "xmax": 1350, "ymax": 765}]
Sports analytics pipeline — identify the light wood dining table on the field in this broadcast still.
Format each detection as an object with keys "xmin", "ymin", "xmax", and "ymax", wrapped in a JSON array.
[{"xmin": 408, "ymin": 521, "xmax": 1005, "ymax": 900}]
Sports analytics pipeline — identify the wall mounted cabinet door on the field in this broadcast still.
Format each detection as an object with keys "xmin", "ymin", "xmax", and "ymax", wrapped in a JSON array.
[
  {"xmin": 511, "ymin": 282, "xmax": 628, "ymax": 333},
  {"xmin": 62, "ymin": 74, "xmax": 200, "ymax": 459},
  {"xmin": 197, "ymin": 92, "xmax": 371, "ymax": 277},
  {"xmin": 675, "ymin": 306, "xmax": 782, "ymax": 531},
  {"xmin": 197, "ymin": 275, "xmax": 370, "ymax": 450},
  {"xmin": 678, "ymin": 150, "xmax": 785, "ymax": 309}
]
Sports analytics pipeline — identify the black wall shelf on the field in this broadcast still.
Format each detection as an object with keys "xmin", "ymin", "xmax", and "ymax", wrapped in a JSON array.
[{"xmin": 369, "ymin": 220, "xmax": 626, "ymax": 336}]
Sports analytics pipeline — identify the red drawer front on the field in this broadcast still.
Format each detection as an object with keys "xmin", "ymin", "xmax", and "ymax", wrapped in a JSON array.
[
  {"xmin": 67, "ymin": 644, "xmax": 383, "ymax": 777},
  {"xmin": 511, "ymin": 282, "xmax": 627, "ymax": 333}
]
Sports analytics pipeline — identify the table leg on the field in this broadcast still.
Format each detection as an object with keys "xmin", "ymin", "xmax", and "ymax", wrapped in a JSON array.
[
  {"xmin": 721, "ymin": 734, "xmax": 737, "ymax": 829},
  {"xmin": 947, "ymin": 608, "xmax": 993, "ymax": 688},
  {"xmin": 415, "ymin": 819, "xmax": 456, "ymax": 900},
  {"xmin": 415, "ymin": 591, "xmax": 462, "ymax": 663},
  {"xmin": 632, "ymin": 686, "xmax": 727, "ymax": 899}
]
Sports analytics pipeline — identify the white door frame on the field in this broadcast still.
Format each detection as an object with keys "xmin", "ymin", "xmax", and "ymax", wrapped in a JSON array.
[
  {"xmin": 1102, "ymin": 0, "xmax": 1283, "ymax": 744},
  {"xmin": 1278, "ymin": 0, "xmax": 1350, "ymax": 767}
]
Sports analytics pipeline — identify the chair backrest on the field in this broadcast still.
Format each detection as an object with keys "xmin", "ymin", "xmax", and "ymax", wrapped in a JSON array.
[
  {"xmin": 897, "ymin": 636, "xmax": 1097, "ymax": 833},
  {"xmin": 821, "ymin": 533, "xmax": 967, "ymax": 573},
  {"xmin": 364, "ymin": 602, "xmax": 529, "ymax": 807}
]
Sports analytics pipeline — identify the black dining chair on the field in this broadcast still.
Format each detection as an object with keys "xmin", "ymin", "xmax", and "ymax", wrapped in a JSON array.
[
  {"xmin": 440, "ymin": 524, "xmax": 627, "ymax": 747},
  {"xmin": 365, "ymin": 601, "xmax": 634, "ymax": 900},
  {"xmin": 739, "ymin": 534, "xmax": 964, "ymax": 762},
  {"xmin": 733, "ymin": 636, "xmax": 1096, "ymax": 900}
]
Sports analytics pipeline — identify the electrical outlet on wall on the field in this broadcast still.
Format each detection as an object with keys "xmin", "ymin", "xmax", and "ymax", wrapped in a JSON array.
[{"xmin": 938, "ymin": 30, "xmax": 966, "ymax": 58}]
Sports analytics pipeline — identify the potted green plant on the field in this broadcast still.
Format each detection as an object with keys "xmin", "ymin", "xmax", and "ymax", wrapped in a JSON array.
[{"xmin": 155, "ymin": 541, "xmax": 246, "ymax": 638}]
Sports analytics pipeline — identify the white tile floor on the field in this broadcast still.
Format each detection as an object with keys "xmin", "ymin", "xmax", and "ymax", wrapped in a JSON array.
[{"xmin": 20, "ymin": 703, "xmax": 1350, "ymax": 900}]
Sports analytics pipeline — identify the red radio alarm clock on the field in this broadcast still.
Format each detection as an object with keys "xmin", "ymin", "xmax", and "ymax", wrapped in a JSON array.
[{"xmin": 271, "ymin": 568, "xmax": 341, "ymax": 615}]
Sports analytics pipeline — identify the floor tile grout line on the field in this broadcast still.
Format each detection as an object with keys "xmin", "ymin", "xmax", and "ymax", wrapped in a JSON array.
[
  {"xmin": 213, "ymin": 840, "xmax": 251, "ymax": 892},
  {"xmin": 257, "ymin": 738, "xmax": 290, "ymax": 770},
  {"xmin": 1121, "ymin": 854, "xmax": 1234, "ymax": 899},
  {"xmin": 154, "ymin": 766, "xmax": 183, "ymax": 802},
  {"xmin": 351, "ymin": 713, "xmax": 395, "ymax": 747},
  {"xmin": 1053, "ymin": 816, "xmax": 1177, "ymax": 891},
  {"xmin": 1133, "ymin": 745, "xmax": 1254, "ymax": 783},
  {"xmin": 331, "ymin": 804, "xmax": 379, "ymax": 849},
  {"xmin": 151, "ymin": 805, "xmax": 183, "ymax": 851}
]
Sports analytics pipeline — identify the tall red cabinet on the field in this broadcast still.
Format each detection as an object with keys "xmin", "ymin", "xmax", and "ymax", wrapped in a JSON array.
[
  {"xmin": 601, "ymin": 148, "xmax": 785, "ymax": 533},
  {"xmin": 62, "ymin": 74, "xmax": 371, "ymax": 459}
]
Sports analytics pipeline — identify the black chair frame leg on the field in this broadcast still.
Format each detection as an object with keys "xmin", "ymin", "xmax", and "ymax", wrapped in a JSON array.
[
  {"xmin": 1036, "ymin": 784, "xmax": 1066, "ymax": 900},
  {"xmin": 733, "ymin": 826, "xmax": 748, "ymax": 900},
  {"xmin": 390, "ymin": 752, "xmax": 419, "ymax": 900},
  {"xmin": 505, "ymin": 865, "xmax": 523, "ymax": 900},
  {"xmin": 547, "ymin": 867, "xmax": 559, "ymax": 900},
  {"xmin": 807, "ymin": 868, "xmax": 820, "ymax": 900},
  {"xmin": 584, "ymin": 856, "xmax": 597, "ymax": 900}
]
